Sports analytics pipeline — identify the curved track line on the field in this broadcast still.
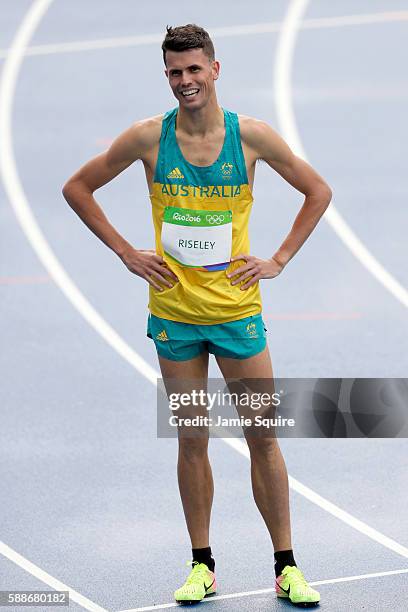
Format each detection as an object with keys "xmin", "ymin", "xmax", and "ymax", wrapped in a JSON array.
[
  {"xmin": 274, "ymin": 0, "xmax": 408, "ymax": 308},
  {"xmin": 1, "ymin": 10, "xmax": 408, "ymax": 59},
  {"xmin": 0, "ymin": 0, "xmax": 158, "ymax": 386},
  {"xmin": 216, "ymin": 432, "xmax": 408, "ymax": 557},
  {"xmin": 0, "ymin": 7, "xmax": 108, "ymax": 611},
  {"xmin": 0, "ymin": 540, "xmax": 107, "ymax": 612},
  {"xmin": 119, "ymin": 567, "xmax": 408, "ymax": 611},
  {"xmin": 0, "ymin": 4, "xmax": 407, "ymax": 605}
]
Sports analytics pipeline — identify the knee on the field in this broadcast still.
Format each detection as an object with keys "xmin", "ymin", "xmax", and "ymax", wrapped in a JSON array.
[
  {"xmin": 178, "ymin": 437, "xmax": 209, "ymax": 462},
  {"xmin": 246, "ymin": 436, "xmax": 279, "ymax": 460}
]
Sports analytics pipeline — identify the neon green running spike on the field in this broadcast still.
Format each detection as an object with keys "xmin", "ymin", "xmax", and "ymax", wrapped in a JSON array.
[
  {"xmin": 174, "ymin": 561, "xmax": 216, "ymax": 604},
  {"xmin": 275, "ymin": 565, "xmax": 320, "ymax": 606}
]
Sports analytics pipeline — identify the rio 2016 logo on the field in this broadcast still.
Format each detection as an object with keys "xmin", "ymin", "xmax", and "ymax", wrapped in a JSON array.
[{"xmin": 206, "ymin": 214, "xmax": 225, "ymax": 225}]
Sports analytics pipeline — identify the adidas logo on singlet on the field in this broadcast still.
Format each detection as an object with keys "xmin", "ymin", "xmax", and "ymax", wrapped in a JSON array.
[
  {"xmin": 167, "ymin": 167, "xmax": 184, "ymax": 179},
  {"xmin": 156, "ymin": 329, "xmax": 169, "ymax": 342}
]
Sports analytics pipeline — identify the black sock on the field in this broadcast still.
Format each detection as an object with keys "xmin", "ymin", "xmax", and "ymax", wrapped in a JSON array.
[
  {"xmin": 192, "ymin": 547, "xmax": 215, "ymax": 572},
  {"xmin": 274, "ymin": 549, "xmax": 296, "ymax": 578}
]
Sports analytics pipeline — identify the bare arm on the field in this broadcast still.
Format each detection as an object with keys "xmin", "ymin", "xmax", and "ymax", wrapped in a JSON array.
[
  {"xmin": 252, "ymin": 119, "xmax": 332, "ymax": 266},
  {"xmin": 62, "ymin": 118, "xmax": 178, "ymax": 290},
  {"xmin": 229, "ymin": 119, "xmax": 332, "ymax": 289}
]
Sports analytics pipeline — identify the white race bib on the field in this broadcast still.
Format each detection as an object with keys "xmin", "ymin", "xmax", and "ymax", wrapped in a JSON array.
[{"xmin": 161, "ymin": 206, "xmax": 232, "ymax": 269}]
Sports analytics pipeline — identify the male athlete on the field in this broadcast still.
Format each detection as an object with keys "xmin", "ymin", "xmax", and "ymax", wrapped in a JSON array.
[{"xmin": 63, "ymin": 24, "xmax": 331, "ymax": 607}]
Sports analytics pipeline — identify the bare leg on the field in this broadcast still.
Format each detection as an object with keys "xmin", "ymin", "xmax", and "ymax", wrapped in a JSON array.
[
  {"xmin": 158, "ymin": 351, "xmax": 213, "ymax": 548},
  {"xmin": 215, "ymin": 345, "xmax": 292, "ymax": 551}
]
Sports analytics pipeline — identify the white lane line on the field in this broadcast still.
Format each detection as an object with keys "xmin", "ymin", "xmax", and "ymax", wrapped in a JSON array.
[
  {"xmin": 0, "ymin": 0, "xmax": 142, "ymax": 608},
  {"xmin": 0, "ymin": 540, "xmax": 107, "ymax": 612},
  {"xmin": 0, "ymin": 1, "xmax": 158, "ymax": 387},
  {"xmin": 0, "ymin": 0, "xmax": 407, "ymax": 603},
  {"xmin": 274, "ymin": 0, "xmax": 408, "ymax": 309},
  {"xmin": 117, "ymin": 567, "xmax": 408, "ymax": 611},
  {"xmin": 217, "ymin": 430, "xmax": 408, "ymax": 559},
  {"xmin": 0, "ymin": 10, "xmax": 408, "ymax": 58}
]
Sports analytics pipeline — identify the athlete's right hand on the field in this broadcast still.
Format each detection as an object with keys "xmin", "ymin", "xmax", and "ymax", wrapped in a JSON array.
[{"xmin": 120, "ymin": 247, "xmax": 178, "ymax": 291}]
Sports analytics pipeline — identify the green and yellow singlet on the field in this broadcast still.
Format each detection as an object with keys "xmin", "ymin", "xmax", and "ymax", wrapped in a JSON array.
[{"xmin": 149, "ymin": 107, "xmax": 262, "ymax": 324}]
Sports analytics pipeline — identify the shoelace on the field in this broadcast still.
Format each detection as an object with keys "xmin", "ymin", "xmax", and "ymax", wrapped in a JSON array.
[
  {"xmin": 185, "ymin": 561, "xmax": 210, "ymax": 585},
  {"xmin": 283, "ymin": 567, "xmax": 309, "ymax": 588}
]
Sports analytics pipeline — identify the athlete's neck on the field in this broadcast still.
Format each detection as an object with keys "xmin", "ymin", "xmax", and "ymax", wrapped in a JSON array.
[{"xmin": 176, "ymin": 98, "xmax": 224, "ymax": 138}]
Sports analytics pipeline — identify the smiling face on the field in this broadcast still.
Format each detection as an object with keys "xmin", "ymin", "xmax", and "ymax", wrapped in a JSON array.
[{"xmin": 165, "ymin": 48, "xmax": 220, "ymax": 110}]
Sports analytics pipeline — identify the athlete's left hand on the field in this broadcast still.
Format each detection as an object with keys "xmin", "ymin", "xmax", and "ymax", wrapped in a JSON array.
[{"xmin": 227, "ymin": 254, "xmax": 285, "ymax": 290}]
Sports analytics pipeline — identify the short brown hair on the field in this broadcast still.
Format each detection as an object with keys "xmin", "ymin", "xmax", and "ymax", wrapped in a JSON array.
[{"xmin": 162, "ymin": 24, "xmax": 215, "ymax": 65}]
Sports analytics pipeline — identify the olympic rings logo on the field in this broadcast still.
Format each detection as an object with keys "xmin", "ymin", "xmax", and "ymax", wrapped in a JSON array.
[{"xmin": 206, "ymin": 214, "xmax": 225, "ymax": 225}]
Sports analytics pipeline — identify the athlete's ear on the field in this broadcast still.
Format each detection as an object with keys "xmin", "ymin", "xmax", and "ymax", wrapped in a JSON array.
[{"xmin": 212, "ymin": 60, "xmax": 221, "ymax": 80}]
